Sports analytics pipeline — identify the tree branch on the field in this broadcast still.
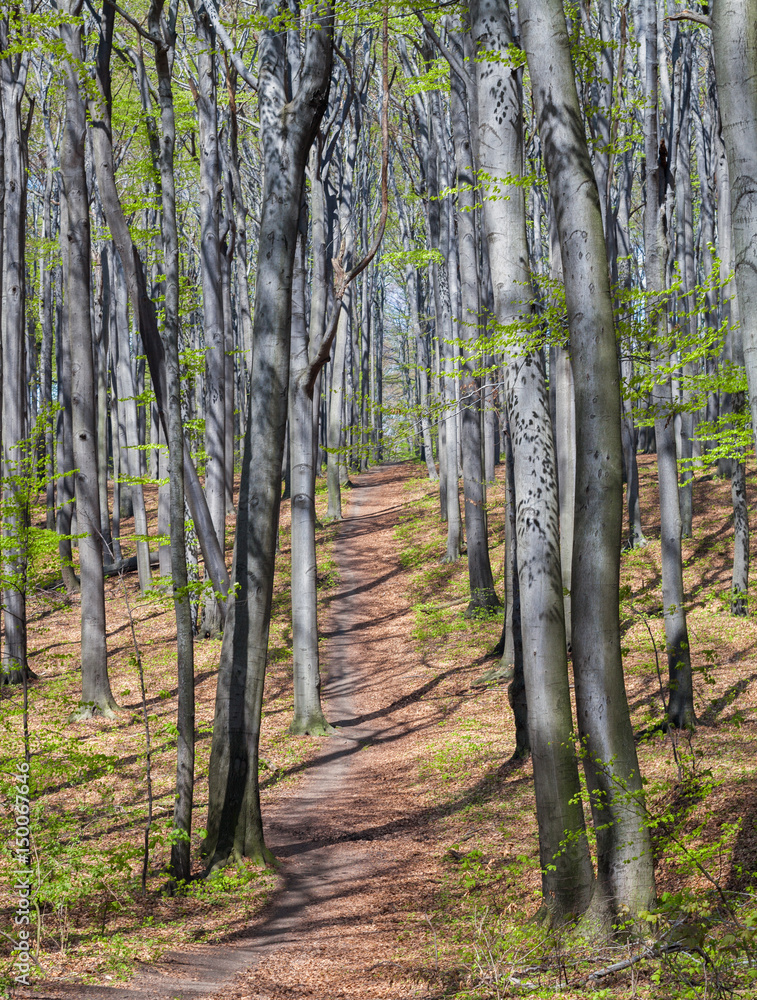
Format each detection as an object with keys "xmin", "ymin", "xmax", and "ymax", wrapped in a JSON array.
[
  {"xmin": 414, "ymin": 8, "xmax": 473, "ymax": 91},
  {"xmin": 105, "ymin": 0, "xmax": 161, "ymax": 45},
  {"xmin": 667, "ymin": 10, "xmax": 712, "ymax": 29},
  {"xmin": 200, "ymin": 0, "xmax": 258, "ymax": 92}
]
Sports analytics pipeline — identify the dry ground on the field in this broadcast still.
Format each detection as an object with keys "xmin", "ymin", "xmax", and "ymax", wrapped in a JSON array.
[{"xmin": 2, "ymin": 455, "xmax": 757, "ymax": 998}]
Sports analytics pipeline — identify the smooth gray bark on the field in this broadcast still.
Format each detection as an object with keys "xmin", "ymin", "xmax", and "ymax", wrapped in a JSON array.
[
  {"xmin": 190, "ymin": 0, "xmax": 226, "ymax": 635},
  {"xmin": 88, "ymin": 39, "xmax": 230, "ymax": 608},
  {"xmin": 643, "ymin": 0, "xmax": 695, "ymax": 731},
  {"xmin": 94, "ymin": 247, "xmax": 112, "ymax": 554},
  {"xmin": 61, "ymin": 2, "xmax": 117, "ymax": 718},
  {"xmin": 674, "ymin": 28, "xmax": 695, "ymax": 539},
  {"xmin": 148, "ymin": 0, "xmax": 196, "ymax": 883},
  {"xmin": 522, "ymin": 0, "xmax": 655, "ymax": 920},
  {"xmin": 429, "ymin": 89, "xmax": 462, "ymax": 560},
  {"xmin": 224, "ymin": 68, "xmax": 254, "ymax": 391},
  {"xmin": 40, "ymin": 119, "xmax": 57, "ymax": 532},
  {"xmin": 0, "ymin": 21, "xmax": 29, "ymax": 680},
  {"xmin": 56, "ymin": 196, "xmax": 80, "ymax": 595},
  {"xmin": 289, "ymin": 203, "xmax": 332, "ymax": 735},
  {"xmin": 449, "ymin": 58, "xmax": 499, "ymax": 613},
  {"xmin": 204, "ymin": 1, "xmax": 333, "ymax": 870},
  {"xmin": 473, "ymin": 0, "xmax": 593, "ymax": 918},
  {"xmin": 712, "ymin": 0, "xmax": 757, "ymax": 615},
  {"xmin": 326, "ymin": 291, "xmax": 350, "ymax": 520},
  {"xmin": 111, "ymin": 254, "xmax": 152, "ymax": 593}
]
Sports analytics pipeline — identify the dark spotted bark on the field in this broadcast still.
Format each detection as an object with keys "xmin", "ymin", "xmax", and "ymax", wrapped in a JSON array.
[
  {"xmin": 472, "ymin": 0, "xmax": 593, "ymax": 918},
  {"xmin": 522, "ymin": 0, "xmax": 655, "ymax": 920}
]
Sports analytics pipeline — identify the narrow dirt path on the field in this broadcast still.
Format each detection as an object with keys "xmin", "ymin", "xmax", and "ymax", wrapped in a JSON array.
[{"xmin": 25, "ymin": 464, "xmax": 449, "ymax": 1000}]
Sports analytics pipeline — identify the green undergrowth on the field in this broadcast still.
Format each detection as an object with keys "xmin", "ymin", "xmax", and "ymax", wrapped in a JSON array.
[
  {"xmin": 394, "ymin": 460, "xmax": 757, "ymax": 997},
  {"xmin": 0, "ymin": 476, "xmax": 340, "ymax": 992}
]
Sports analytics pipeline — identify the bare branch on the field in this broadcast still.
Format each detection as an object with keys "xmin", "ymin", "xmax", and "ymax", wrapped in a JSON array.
[
  {"xmin": 105, "ymin": 0, "xmax": 161, "ymax": 45},
  {"xmin": 667, "ymin": 9, "xmax": 712, "ymax": 29},
  {"xmin": 200, "ymin": 0, "xmax": 258, "ymax": 92}
]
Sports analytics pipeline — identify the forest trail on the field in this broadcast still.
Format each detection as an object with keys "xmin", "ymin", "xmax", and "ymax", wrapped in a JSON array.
[{"xmin": 26, "ymin": 464, "xmax": 445, "ymax": 1000}]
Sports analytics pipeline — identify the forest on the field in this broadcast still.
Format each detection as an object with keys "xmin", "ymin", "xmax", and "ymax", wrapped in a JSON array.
[{"xmin": 1, "ymin": 0, "xmax": 757, "ymax": 997}]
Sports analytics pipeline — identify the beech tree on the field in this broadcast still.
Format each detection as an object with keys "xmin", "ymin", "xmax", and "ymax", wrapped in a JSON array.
[
  {"xmin": 521, "ymin": 0, "xmax": 655, "ymax": 918},
  {"xmin": 203, "ymin": 0, "xmax": 333, "ymax": 869},
  {"xmin": 472, "ymin": 0, "xmax": 593, "ymax": 918},
  {"xmin": 0, "ymin": 7, "xmax": 31, "ymax": 683},
  {"xmin": 61, "ymin": 0, "xmax": 117, "ymax": 718},
  {"xmin": 4, "ymin": 0, "xmax": 756, "ymax": 943}
]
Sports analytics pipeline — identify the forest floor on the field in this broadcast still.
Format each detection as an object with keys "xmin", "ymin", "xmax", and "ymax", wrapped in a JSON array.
[{"xmin": 2, "ymin": 456, "xmax": 757, "ymax": 998}]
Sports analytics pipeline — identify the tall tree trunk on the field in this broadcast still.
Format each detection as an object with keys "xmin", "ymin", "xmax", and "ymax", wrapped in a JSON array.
[
  {"xmin": 111, "ymin": 253, "xmax": 152, "ymax": 592},
  {"xmin": 0, "ymin": 20, "xmax": 30, "ymax": 681},
  {"xmin": 190, "ymin": 0, "xmax": 226, "ymax": 635},
  {"xmin": 473, "ymin": 0, "xmax": 593, "ymax": 918},
  {"xmin": 87, "ymin": 28, "xmax": 229, "ymax": 609},
  {"xmin": 430, "ymin": 90, "xmax": 462, "ymax": 560},
  {"xmin": 674, "ymin": 28, "xmax": 695, "ymax": 539},
  {"xmin": 94, "ymin": 247, "xmax": 112, "ymax": 553},
  {"xmin": 289, "ymin": 200, "xmax": 332, "ymax": 735},
  {"xmin": 40, "ymin": 125, "xmax": 56, "ymax": 532},
  {"xmin": 712, "ymin": 0, "xmax": 757, "ymax": 617},
  {"xmin": 204, "ymin": 0, "xmax": 333, "ymax": 871},
  {"xmin": 224, "ymin": 67, "xmax": 254, "ymax": 396},
  {"xmin": 449, "ymin": 59, "xmax": 498, "ymax": 614},
  {"xmin": 61, "ymin": 1, "xmax": 117, "ymax": 718},
  {"xmin": 643, "ymin": 0, "xmax": 695, "ymax": 731},
  {"xmin": 56, "ymin": 196, "xmax": 80, "ymax": 594},
  {"xmin": 326, "ymin": 292, "xmax": 350, "ymax": 519},
  {"xmin": 148, "ymin": 0, "xmax": 196, "ymax": 882},
  {"xmin": 522, "ymin": 0, "xmax": 656, "ymax": 919}
]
